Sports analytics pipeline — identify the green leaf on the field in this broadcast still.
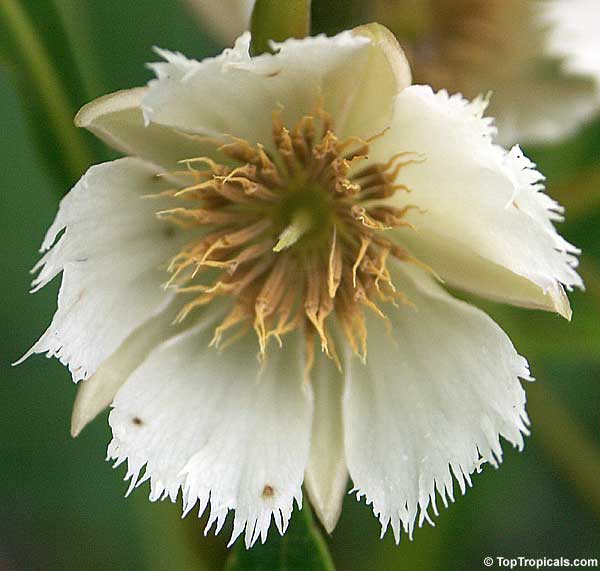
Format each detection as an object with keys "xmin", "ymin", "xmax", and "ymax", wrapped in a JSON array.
[
  {"xmin": 311, "ymin": 0, "xmax": 364, "ymax": 37},
  {"xmin": 250, "ymin": 0, "xmax": 311, "ymax": 56},
  {"xmin": 0, "ymin": 0, "xmax": 98, "ymax": 192},
  {"xmin": 224, "ymin": 502, "xmax": 336, "ymax": 571}
]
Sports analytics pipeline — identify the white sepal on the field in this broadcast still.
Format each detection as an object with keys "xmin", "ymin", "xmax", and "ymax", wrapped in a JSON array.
[{"xmin": 305, "ymin": 353, "xmax": 348, "ymax": 534}]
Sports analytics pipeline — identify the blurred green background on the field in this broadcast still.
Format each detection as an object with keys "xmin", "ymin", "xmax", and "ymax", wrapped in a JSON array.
[{"xmin": 1, "ymin": 1, "xmax": 599, "ymax": 569}]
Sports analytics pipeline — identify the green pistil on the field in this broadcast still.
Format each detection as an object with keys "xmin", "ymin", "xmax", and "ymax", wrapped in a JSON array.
[{"xmin": 273, "ymin": 208, "xmax": 313, "ymax": 252}]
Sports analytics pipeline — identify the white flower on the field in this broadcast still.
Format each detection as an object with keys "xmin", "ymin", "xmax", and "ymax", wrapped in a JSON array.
[
  {"xmin": 191, "ymin": 0, "xmax": 600, "ymax": 144},
  {"xmin": 542, "ymin": 0, "xmax": 600, "ymax": 86},
  {"xmin": 187, "ymin": 0, "xmax": 254, "ymax": 46},
  {"xmin": 21, "ymin": 25, "xmax": 581, "ymax": 548},
  {"xmin": 395, "ymin": 0, "xmax": 600, "ymax": 145}
]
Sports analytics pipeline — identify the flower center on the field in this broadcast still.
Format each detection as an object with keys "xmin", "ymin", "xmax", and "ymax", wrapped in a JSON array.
[
  {"xmin": 157, "ymin": 107, "xmax": 423, "ymax": 371},
  {"xmin": 272, "ymin": 179, "xmax": 332, "ymax": 252}
]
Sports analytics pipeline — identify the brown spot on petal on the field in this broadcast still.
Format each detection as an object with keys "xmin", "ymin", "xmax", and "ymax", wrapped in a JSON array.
[
  {"xmin": 132, "ymin": 417, "xmax": 144, "ymax": 426},
  {"xmin": 262, "ymin": 485, "xmax": 275, "ymax": 498}
]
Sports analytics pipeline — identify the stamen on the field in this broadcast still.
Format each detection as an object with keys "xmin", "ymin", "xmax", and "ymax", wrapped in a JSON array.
[
  {"xmin": 268, "ymin": 286, "xmax": 300, "ymax": 347},
  {"xmin": 327, "ymin": 227, "xmax": 343, "ymax": 298},
  {"xmin": 304, "ymin": 260, "xmax": 333, "ymax": 355},
  {"xmin": 158, "ymin": 105, "xmax": 425, "ymax": 364},
  {"xmin": 200, "ymin": 219, "xmax": 272, "ymax": 263},
  {"xmin": 351, "ymin": 205, "xmax": 392, "ymax": 230},
  {"xmin": 352, "ymin": 236, "xmax": 371, "ymax": 287},
  {"xmin": 211, "ymin": 303, "xmax": 253, "ymax": 348},
  {"xmin": 254, "ymin": 257, "xmax": 291, "ymax": 355}
]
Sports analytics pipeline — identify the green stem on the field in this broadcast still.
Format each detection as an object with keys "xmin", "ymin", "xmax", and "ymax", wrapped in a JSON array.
[
  {"xmin": 250, "ymin": 0, "xmax": 311, "ymax": 56},
  {"xmin": 0, "ymin": 0, "xmax": 94, "ymax": 181},
  {"xmin": 296, "ymin": 500, "xmax": 337, "ymax": 571}
]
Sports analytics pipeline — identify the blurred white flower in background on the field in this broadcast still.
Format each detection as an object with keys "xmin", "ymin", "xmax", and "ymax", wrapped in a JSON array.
[
  {"xmin": 20, "ymin": 24, "xmax": 581, "ymax": 547},
  {"xmin": 188, "ymin": 0, "xmax": 254, "ymax": 48},
  {"xmin": 189, "ymin": 0, "xmax": 600, "ymax": 145},
  {"xmin": 542, "ymin": 0, "xmax": 600, "ymax": 87}
]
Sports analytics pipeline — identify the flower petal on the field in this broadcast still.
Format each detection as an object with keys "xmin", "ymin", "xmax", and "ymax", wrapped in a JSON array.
[
  {"xmin": 343, "ymin": 264, "xmax": 531, "ymax": 543},
  {"xmin": 397, "ymin": 229, "xmax": 573, "ymax": 319},
  {"xmin": 71, "ymin": 302, "xmax": 183, "ymax": 437},
  {"xmin": 142, "ymin": 27, "xmax": 410, "ymax": 150},
  {"xmin": 75, "ymin": 88, "xmax": 219, "ymax": 171},
  {"xmin": 108, "ymin": 322, "xmax": 313, "ymax": 548},
  {"xmin": 19, "ymin": 157, "xmax": 184, "ymax": 381},
  {"xmin": 341, "ymin": 23, "xmax": 411, "ymax": 139},
  {"xmin": 371, "ymin": 86, "xmax": 582, "ymax": 316},
  {"xmin": 304, "ymin": 353, "xmax": 348, "ymax": 534}
]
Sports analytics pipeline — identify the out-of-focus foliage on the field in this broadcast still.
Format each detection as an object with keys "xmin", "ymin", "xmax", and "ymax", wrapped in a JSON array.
[
  {"xmin": 1, "ymin": 1, "xmax": 599, "ymax": 570},
  {"xmin": 0, "ymin": 0, "xmax": 97, "ymax": 190},
  {"xmin": 250, "ymin": 0, "xmax": 310, "ymax": 55},
  {"xmin": 225, "ymin": 504, "xmax": 335, "ymax": 571}
]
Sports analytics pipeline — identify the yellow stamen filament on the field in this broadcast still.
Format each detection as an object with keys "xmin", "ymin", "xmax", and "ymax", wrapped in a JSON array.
[
  {"xmin": 327, "ymin": 227, "xmax": 343, "ymax": 299},
  {"xmin": 254, "ymin": 257, "xmax": 291, "ymax": 354},
  {"xmin": 352, "ymin": 236, "xmax": 371, "ymax": 287}
]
